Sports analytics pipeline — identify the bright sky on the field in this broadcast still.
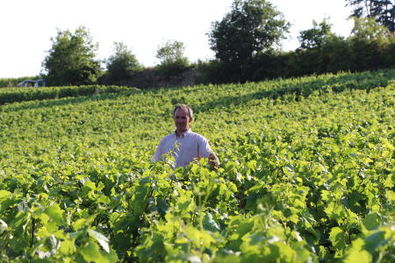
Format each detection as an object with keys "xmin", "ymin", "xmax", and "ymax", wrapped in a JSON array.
[{"xmin": 0, "ymin": 0, "xmax": 353, "ymax": 78}]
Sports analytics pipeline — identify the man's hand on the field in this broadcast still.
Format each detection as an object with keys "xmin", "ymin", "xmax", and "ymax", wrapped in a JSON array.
[{"xmin": 208, "ymin": 153, "xmax": 220, "ymax": 170}]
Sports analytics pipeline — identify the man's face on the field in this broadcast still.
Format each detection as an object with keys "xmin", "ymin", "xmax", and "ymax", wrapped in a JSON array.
[{"xmin": 174, "ymin": 108, "xmax": 191, "ymax": 132}]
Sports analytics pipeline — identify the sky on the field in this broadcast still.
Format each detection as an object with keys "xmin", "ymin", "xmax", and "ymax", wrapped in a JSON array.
[{"xmin": 0, "ymin": 0, "xmax": 353, "ymax": 78}]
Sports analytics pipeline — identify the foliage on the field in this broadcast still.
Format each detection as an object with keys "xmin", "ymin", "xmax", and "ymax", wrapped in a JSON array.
[
  {"xmin": 0, "ymin": 69, "xmax": 394, "ymax": 262},
  {"xmin": 156, "ymin": 40, "xmax": 189, "ymax": 79},
  {"xmin": 42, "ymin": 26, "xmax": 102, "ymax": 86},
  {"xmin": 208, "ymin": 0, "xmax": 289, "ymax": 64},
  {"xmin": 298, "ymin": 19, "xmax": 335, "ymax": 49},
  {"xmin": 200, "ymin": 16, "xmax": 395, "ymax": 84},
  {"xmin": 350, "ymin": 17, "xmax": 392, "ymax": 42},
  {"xmin": 346, "ymin": 0, "xmax": 395, "ymax": 32},
  {"xmin": 0, "ymin": 85, "xmax": 134, "ymax": 105},
  {"xmin": 156, "ymin": 40, "xmax": 189, "ymax": 67},
  {"xmin": 290, "ymin": 17, "xmax": 395, "ymax": 76},
  {"xmin": 105, "ymin": 42, "xmax": 142, "ymax": 83}
]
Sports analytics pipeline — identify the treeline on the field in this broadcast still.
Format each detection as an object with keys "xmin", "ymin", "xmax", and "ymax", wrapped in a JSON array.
[
  {"xmin": 200, "ymin": 20, "xmax": 395, "ymax": 83},
  {"xmin": 119, "ymin": 16, "xmax": 395, "ymax": 86},
  {"xmin": 5, "ymin": 0, "xmax": 395, "ymax": 88}
]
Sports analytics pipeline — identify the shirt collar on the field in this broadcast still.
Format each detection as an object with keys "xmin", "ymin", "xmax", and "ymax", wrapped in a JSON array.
[{"xmin": 174, "ymin": 128, "xmax": 191, "ymax": 138}]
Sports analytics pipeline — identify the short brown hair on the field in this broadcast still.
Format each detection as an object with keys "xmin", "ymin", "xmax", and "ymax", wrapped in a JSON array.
[{"xmin": 173, "ymin": 104, "xmax": 193, "ymax": 120}]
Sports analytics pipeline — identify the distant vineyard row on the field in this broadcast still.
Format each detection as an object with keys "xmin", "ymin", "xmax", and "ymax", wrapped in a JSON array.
[{"xmin": 0, "ymin": 85, "xmax": 136, "ymax": 105}]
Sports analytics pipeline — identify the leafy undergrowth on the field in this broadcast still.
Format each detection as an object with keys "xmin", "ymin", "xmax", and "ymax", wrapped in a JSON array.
[{"xmin": 0, "ymin": 69, "xmax": 394, "ymax": 262}]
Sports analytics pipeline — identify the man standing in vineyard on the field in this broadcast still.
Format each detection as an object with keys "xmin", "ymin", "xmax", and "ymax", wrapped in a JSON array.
[{"xmin": 153, "ymin": 104, "xmax": 219, "ymax": 169}]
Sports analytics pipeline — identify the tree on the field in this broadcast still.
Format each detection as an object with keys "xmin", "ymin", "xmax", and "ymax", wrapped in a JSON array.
[
  {"xmin": 298, "ymin": 19, "xmax": 335, "ymax": 49},
  {"xmin": 346, "ymin": 0, "xmax": 395, "ymax": 32},
  {"xmin": 42, "ymin": 26, "xmax": 101, "ymax": 86},
  {"xmin": 155, "ymin": 40, "xmax": 189, "ymax": 78},
  {"xmin": 106, "ymin": 42, "xmax": 142, "ymax": 82},
  {"xmin": 347, "ymin": 16, "xmax": 392, "ymax": 70},
  {"xmin": 156, "ymin": 40, "xmax": 189, "ymax": 67},
  {"xmin": 208, "ymin": 0, "xmax": 289, "ymax": 64},
  {"xmin": 350, "ymin": 16, "xmax": 391, "ymax": 41}
]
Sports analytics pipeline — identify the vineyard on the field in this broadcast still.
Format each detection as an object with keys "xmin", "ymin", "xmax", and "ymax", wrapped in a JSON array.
[{"xmin": 0, "ymin": 69, "xmax": 394, "ymax": 262}]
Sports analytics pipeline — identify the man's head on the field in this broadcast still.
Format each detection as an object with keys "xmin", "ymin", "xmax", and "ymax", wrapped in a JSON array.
[{"xmin": 173, "ymin": 104, "xmax": 193, "ymax": 134}]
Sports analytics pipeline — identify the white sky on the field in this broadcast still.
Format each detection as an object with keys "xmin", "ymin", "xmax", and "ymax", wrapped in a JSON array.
[{"xmin": 0, "ymin": 0, "xmax": 353, "ymax": 78}]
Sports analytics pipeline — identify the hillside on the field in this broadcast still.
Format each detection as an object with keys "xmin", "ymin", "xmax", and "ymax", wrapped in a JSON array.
[{"xmin": 0, "ymin": 69, "xmax": 394, "ymax": 262}]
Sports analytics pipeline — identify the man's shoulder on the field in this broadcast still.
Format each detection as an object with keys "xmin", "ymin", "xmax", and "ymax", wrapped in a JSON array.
[
  {"xmin": 187, "ymin": 131, "xmax": 208, "ymax": 142},
  {"xmin": 160, "ymin": 133, "xmax": 175, "ymax": 142}
]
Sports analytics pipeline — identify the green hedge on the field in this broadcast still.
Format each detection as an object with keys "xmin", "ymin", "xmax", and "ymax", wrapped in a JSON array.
[{"xmin": 0, "ymin": 85, "xmax": 137, "ymax": 105}]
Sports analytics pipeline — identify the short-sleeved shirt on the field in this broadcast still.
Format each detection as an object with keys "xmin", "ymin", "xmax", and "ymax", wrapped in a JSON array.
[{"xmin": 153, "ymin": 129, "xmax": 213, "ymax": 168}]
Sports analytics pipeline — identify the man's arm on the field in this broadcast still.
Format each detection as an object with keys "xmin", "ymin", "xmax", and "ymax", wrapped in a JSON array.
[
  {"xmin": 152, "ymin": 139, "xmax": 163, "ymax": 161},
  {"xmin": 198, "ymin": 136, "xmax": 220, "ymax": 170}
]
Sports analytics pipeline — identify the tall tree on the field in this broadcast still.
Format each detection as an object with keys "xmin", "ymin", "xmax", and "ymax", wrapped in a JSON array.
[
  {"xmin": 350, "ymin": 16, "xmax": 391, "ymax": 41},
  {"xmin": 208, "ymin": 0, "xmax": 289, "ymax": 64},
  {"xmin": 156, "ymin": 40, "xmax": 189, "ymax": 67},
  {"xmin": 346, "ymin": 0, "xmax": 395, "ymax": 32},
  {"xmin": 298, "ymin": 19, "xmax": 335, "ymax": 49},
  {"xmin": 42, "ymin": 26, "xmax": 101, "ymax": 86},
  {"xmin": 106, "ymin": 42, "xmax": 141, "ymax": 82},
  {"xmin": 155, "ymin": 40, "xmax": 189, "ymax": 78}
]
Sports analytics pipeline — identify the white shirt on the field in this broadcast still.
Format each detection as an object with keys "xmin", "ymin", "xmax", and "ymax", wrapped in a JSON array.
[{"xmin": 153, "ymin": 129, "xmax": 213, "ymax": 168}]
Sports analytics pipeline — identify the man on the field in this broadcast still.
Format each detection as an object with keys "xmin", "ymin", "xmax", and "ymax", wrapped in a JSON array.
[{"xmin": 153, "ymin": 104, "xmax": 219, "ymax": 169}]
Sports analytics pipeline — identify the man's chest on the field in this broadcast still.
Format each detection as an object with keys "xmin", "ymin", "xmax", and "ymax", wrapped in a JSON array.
[{"xmin": 163, "ymin": 137, "xmax": 198, "ymax": 154}]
